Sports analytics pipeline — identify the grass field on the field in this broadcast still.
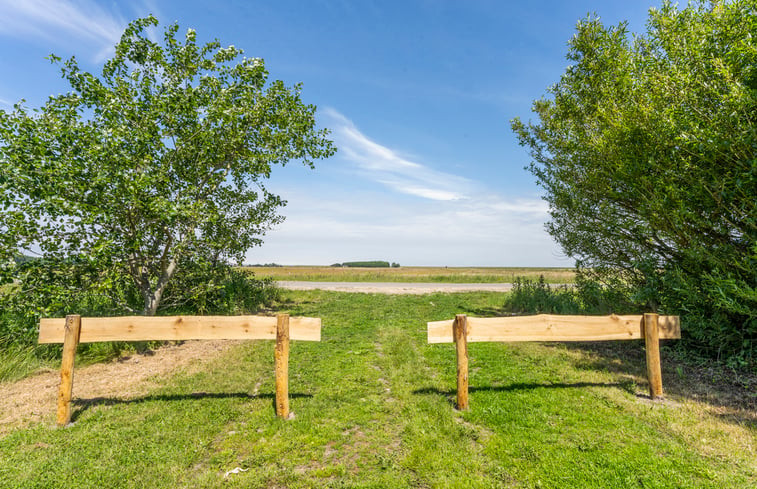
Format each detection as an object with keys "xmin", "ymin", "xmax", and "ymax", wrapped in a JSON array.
[
  {"xmin": 243, "ymin": 266, "xmax": 576, "ymax": 284},
  {"xmin": 1, "ymin": 291, "xmax": 753, "ymax": 488}
]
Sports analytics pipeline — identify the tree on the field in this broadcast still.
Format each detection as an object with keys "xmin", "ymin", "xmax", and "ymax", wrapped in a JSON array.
[
  {"xmin": 511, "ymin": 1, "xmax": 756, "ymax": 364},
  {"xmin": 0, "ymin": 16, "xmax": 335, "ymax": 315}
]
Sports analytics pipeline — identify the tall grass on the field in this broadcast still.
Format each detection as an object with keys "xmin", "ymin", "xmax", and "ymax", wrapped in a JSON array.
[
  {"xmin": 503, "ymin": 275, "xmax": 635, "ymax": 315},
  {"xmin": 504, "ymin": 276, "xmax": 757, "ymax": 375}
]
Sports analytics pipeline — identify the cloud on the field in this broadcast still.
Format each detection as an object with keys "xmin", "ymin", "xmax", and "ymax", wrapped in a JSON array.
[
  {"xmin": 376, "ymin": 180, "xmax": 462, "ymax": 201},
  {"xmin": 250, "ymin": 183, "xmax": 564, "ymax": 266},
  {"xmin": 322, "ymin": 107, "xmax": 472, "ymax": 201},
  {"xmin": 0, "ymin": 0, "xmax": 154, "ymax": 61},
  {"xmin": 249, "ymin": 109, "xmax": 564, "ymax": 266}
]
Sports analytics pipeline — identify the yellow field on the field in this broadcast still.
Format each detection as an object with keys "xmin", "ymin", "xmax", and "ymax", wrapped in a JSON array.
[{"xmin": 241, "ymin": 266, "xmax": 575, "ymax": 284}]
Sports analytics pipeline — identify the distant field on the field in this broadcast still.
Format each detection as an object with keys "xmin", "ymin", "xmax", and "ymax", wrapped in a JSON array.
[{"xmin": 242, "ymin": 266, "xmax": 575, "ymax": 284}]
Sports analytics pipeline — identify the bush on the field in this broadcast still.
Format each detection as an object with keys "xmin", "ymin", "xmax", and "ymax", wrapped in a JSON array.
[
  {"xmin": 0, "ymin": 258, "xmax": 279, "ymax": 353},
  {"xmin": 511, "ymin": 1, "xmax": 757, "ymax": 370},
  {"xmin": 504, "ymin": 277, "xmax": 581, "ymax": 315},
  {"xmin": 505, "ymin": 271, "xmax": 755, "ymax": 371},
  {"xmin": 160, "ymin": 262, "xmax": 279, "ymax": 315}
]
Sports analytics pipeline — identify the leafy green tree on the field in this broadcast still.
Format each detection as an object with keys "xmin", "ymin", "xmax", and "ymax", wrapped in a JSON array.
[
  {"xmin": 0, "ymin": 16, "xmax": 335, "ymax": 315},
  {"xmin": 512, "ymin": 1, "xmax": 756, "ymax": 365}
]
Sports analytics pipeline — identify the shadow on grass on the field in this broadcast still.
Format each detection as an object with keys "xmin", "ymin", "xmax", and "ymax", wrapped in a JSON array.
[
  {"xmin": 456, "ymin": 304, "xmax": 511, "ymax": 318},
  {"xmin": 70, "ymin": 391, "xmax": 313, "ymax": 422},
  {"xmin": 550, "ymin": 341, "xmax": 757, "ymax": 428},
  {"xmin": 414, "ymin": 381, "xmax": 630, "ymax": 407}
]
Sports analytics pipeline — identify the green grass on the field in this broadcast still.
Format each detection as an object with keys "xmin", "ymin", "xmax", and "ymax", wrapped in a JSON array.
[
  {"xmin": 0, "ymin": 291, "xmax": 754, "ymax": 488},
  {"xmin": 242, "ymin": 266, "xmax": 576, "ymax": 284},
  {"xmin": 0, "ymin": 345, "xmax": 55, "ymax": 383}
]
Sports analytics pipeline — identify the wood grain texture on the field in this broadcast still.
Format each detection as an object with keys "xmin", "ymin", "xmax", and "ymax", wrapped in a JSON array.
[
  {"xmin": 644, "ymin": 313, "xmax": 664, "ymax": 399},
  {"xmin": 39, "ymin": 315, "xmax": 321, "ymax": 344},
  {"xmin": 274, "ymin": 314, "xmax": 290, "ymax": 418},
  {"xmin": 427, "ymin": 314, "xmax": 680, "ymax": 344},
  {"xmin": 454, "ymin": 314, "xmax": 469, "ymax": 411},
  {"xmin": 57, "ymin": 315, "xmax": 81, "ymax": 427}
]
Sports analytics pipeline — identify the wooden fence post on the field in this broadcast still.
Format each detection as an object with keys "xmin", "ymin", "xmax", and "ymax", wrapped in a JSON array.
[
  {"xmin": 643, "ymin": 313, "xmax": 663, "ymax": 399},
  {"xmin": 275, "ymin": 313, "xmax": 290, "ymax": 418},
  {"xmin": 57, "ymin": 314, "xmax": 81, "ymax": 426},
  {"xmin": 454, "ymin": 314, "xmax": 469, "ymax": 410}
]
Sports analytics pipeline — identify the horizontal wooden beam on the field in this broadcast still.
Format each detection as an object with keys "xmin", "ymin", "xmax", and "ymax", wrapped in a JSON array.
[
  {"xmin": 39, "ymin": 315, "xmax": 321, "ymax": 344},
  {"xmin": 427, "ymin": 314, "xmax": 679, "ymax": 344}
]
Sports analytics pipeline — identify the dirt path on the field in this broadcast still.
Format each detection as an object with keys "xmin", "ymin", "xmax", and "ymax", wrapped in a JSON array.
[
  {"xmin": 277, "ymin": 281, "xmax": 516, "ymax": 294},
  {"xmin": 0, "ymin": 340, "xmax": 238, "ymax": 435}
]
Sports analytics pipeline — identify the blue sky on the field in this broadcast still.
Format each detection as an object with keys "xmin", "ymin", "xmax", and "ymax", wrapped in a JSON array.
[{"xmin": 0, "ymin": 0, "xmax": 658, "ymax": 266}]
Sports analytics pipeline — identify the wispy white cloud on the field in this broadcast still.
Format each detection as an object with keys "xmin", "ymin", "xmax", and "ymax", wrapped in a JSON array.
[
  {"xmin": 248, "ymin": 109, "xmax": 564, "ymax": 266},
  {"xmin": 249, "ymin": 188, "xmax": 564, "ymax": 266},
  {"xmin": 0, "ymin": 97, "xmax": 13, "ymax": 109},
  {"xmin": 322, "ymin": 107, "xmax": 472, "ymax": 201},
  {"xmin": 0, "ymin": 0, "xmax": 154, "ymax": 62}
]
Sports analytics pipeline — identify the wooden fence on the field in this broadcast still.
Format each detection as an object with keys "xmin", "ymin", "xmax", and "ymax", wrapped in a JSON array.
[
  {"xmin": 427, "ymin": 313, "xmax": 680, "ymax": 410},
  {"xmin": 38, "ymin": 313, "xmax": 320, "ymax": 426}
]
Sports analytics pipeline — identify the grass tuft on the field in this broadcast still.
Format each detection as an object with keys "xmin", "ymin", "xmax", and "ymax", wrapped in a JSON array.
[{"xmin": 0, "ymin": 291, "xmax": 754, "ymax": 488}]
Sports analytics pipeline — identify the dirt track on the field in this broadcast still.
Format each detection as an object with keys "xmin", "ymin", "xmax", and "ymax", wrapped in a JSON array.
[
  {"xmin": 0, "ymin": 340, "xmax": 236, "ymax": 435},
  {"xmin": 277, "ymin": 281, "xmax": 515, "ymax": 294}
]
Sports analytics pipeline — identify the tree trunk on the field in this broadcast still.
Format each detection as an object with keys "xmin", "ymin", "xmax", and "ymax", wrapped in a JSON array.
[
  {"xmin": 140, "ymin": 258, "xmax": 178, "ymax": 316},
  {"xmin": 144, "ymin": 293, "xmax": 161, "ymax": 316}
]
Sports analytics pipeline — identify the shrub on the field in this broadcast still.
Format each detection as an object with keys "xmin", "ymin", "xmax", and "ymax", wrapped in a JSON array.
[
  {"xmin": 341, "ymin": 261, "xmax": 390, "ymax": 268},
  {"xmin": 504, "ymin": 276, "xmax": 581, "ymax": 315},
  {"xmin": 0, "ymin": 258, "xmax": 279, "ymax": 351}
]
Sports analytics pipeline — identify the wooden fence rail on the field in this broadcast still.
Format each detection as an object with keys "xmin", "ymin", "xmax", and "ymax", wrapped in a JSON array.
[
  {"xmin": 38, "ymin": 313, "xmax": 321, "ymax": 426},
  {"xmin": 427, "ymin": 313, "xmax": 680, "ymax": 410}
]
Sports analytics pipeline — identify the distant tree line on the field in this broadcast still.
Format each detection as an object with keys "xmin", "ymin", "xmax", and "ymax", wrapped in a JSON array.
[{"xmin": 330, "ymin": 261, "xmax": 400, "ymax": 268}]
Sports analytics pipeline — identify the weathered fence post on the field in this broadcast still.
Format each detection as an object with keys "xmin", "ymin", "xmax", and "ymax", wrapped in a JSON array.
[
  {"xmin": 643, "ymin": 313, "xmax": 663, "ymax": 399},
  {"xmin": 57, "ymin": 314, "xmax": 82, "ymax": 426},
  {"xmin": 275, "ymin": 313, "xmax": 290, "ymax": 418},
  {"xmin": 454, "ymin": 314, "xmax": 469, "ymax": 410}
]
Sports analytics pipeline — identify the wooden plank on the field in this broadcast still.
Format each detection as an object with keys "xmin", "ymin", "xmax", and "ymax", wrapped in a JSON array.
[
  {"xmin": 427, "ymin": 314, "xmax": 680, "ymax": 344},
  {"xmin": 643, "ymin": 313, "xmax": 664, "ymax": 399},
  {"xmin": 454, "ymin": 314, "xmax": 469, "ymax": 411},
  {"xmin": 39, "ymin": 315, "xmax": 321, "ymax": 344},
  {"xmin": 57, "ymin": 315, "xmax": 81, "ymax": 427},
  {"xmin": 275, "ymin": 314, "xmax": 290, "ymax": 418}
]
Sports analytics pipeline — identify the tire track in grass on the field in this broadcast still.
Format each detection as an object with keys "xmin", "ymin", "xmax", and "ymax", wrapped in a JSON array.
[
  {"xmin": 373, "ymin": 316, "xmax": 507, "ymax": 488},
  {"xmin": 5, "ymin": 291, "xmax": 750, "ymax": 487},
  {"xmin": 199, "ymin": 291, "xmax": 509, "ymax": 488},
  {"xmin": 181, "ymin": 292, "xmax": 420, "ymax": 487}
]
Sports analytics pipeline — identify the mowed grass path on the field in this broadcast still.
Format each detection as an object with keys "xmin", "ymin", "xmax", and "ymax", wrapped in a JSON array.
[{"xmin": 1, "ymin": 291, "xmax": 754, "ymax": 488}]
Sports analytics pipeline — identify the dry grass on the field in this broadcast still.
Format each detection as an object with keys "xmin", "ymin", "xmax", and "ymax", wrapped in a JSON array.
[
  {"xmin": 242, "ymin": 266, "xmax": 575, "ymax": 284},
  {"xmin": 0, "ymin": 340, "xmax": 236, "ymax": 435},
  {"xmin": 0, "ymin": 291, "xmax": 754, "ymax": 488}
]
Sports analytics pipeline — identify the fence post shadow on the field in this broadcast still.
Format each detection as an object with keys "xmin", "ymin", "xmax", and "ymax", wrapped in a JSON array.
[
  {"xmin": 69, "ymin": 391, "xmax": 314, "ymax": 423},
  {"xmin": 426, "ymin": 312, "xmax": 679, "ymax": 410},
  {"xmin": 38, "ymin": 313, "xmax": 321, "ymax": 426}
]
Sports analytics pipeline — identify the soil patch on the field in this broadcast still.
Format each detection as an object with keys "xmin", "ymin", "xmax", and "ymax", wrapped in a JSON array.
[{"xmin": 0, "ymin": 340, "xmax": 237, "ymax": 435}]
